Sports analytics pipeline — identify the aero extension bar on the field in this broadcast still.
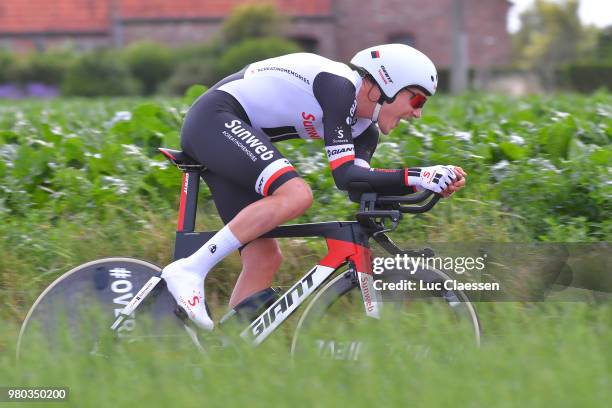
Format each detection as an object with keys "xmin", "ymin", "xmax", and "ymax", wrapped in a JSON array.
[{"xmin": 359, "ymin": 190, "xmax": 441, "ymax": 215}]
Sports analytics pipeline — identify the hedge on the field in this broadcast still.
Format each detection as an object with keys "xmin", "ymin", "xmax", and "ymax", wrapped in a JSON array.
[{"xmin": 556, "ymin": 62, "xmax": 612, "ymax": 92}]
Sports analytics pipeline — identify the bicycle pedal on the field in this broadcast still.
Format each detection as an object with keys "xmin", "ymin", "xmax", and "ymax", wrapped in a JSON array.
[
  {"xmin": 174, "ymin": 305, "xmax": 189, "ymax": 322},
  {"xmin": 219, "ymin": 287, "xmax": 279, "ymax": 329}
]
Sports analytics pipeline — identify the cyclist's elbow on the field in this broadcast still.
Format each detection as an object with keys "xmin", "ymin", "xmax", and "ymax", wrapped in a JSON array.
[
  {"xmin": 333, "ymin": 174, "xmax": 369, "ymax": 192},
  {"xmin": 333, "ymin": 178, "xmax": 349, "ymax": 191}
]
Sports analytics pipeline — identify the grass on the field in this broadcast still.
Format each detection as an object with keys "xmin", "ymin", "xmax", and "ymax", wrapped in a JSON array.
[
  {"xmin": 0, "ymin": 192, "xmax": 529, "ymax": 326},
  {"xmin": 0, "ymin": 302, "xmax": 609, "ymax": 407},
  {"xmin": 0, "ymin": 187, "xmax": 608, "ymax": 406},
  {"xmin": 0, "ymin": 94, "xmax": 610, "ymax": 406}
]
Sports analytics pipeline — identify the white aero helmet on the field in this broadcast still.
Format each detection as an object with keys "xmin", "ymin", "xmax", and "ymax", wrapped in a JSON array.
[{"xmin": 350, "ymin": 44, "xmax": 438, "ymax": 103}]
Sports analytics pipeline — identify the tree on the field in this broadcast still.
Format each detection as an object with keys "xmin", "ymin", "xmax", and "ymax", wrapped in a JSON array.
[
  {"xmin": 121, "ymin": 42, "xmax": 173, "ymax": 95},
  {"xmin": 62, "ymin": 50, "xmax": 140, "ymax": 96},
  {"xmin": 593, "ymin": 26, "xmax": 612, "ymax": 61},
  {"xmin": 512, "ymin": 0, "xmax": 591, "ymax": 88},
  {"xmin": 221, "ymin": 3, "xmax": 288, "ymax": 46},
  {"xmin": 216, "ymin": 37, "xmax": 302, "ymax": 79},
  {"xmin": 0, "ymin": 51, "xmax": 16, "ymax": 83}
]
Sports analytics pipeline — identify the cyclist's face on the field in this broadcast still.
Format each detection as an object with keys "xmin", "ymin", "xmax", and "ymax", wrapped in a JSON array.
[{"xmin": 378, "ymin": 88, "xmax": 426, "ymax": 135}]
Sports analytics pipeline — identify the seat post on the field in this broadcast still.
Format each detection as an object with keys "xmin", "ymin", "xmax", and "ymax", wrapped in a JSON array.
[{"xmin": 177, "ymin": 170, "xmax": 201, "ymax": 233}]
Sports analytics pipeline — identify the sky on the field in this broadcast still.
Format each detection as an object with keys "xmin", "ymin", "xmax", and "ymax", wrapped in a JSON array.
[{"xmin": 507, "ymin": 0, "xmax": 612, "ymax": 32}]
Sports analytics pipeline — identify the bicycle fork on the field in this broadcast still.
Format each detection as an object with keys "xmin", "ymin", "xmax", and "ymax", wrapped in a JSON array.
[{"xmin": 355, "ymin": 268, "xmax": 382, "ymax": 319}]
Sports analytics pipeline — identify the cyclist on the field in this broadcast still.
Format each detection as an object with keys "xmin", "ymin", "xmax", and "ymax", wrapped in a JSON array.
[{"xmin": 162, "ymin": 44, "xmax": 467, "ymax": 330}]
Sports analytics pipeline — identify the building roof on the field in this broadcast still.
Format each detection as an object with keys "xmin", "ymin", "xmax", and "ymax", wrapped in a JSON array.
[
  {"xmin": 119, "ymin": 0, "xmax": 331, "ymax": 19},
  {"xmin": 0, "ymin": 0, "xmax": 109, "ymax": 33},
  {"xmin": 0, "ymin": 0, "xmax": 332, "ymax": 34}
]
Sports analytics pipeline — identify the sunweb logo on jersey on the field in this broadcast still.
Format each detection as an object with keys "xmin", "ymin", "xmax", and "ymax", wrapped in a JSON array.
[
  {"xmin": 334, "ymin": 126, "xmax": 345, "ymax": 139},
  {"xmin": 301, "ymin": 112, "xmax": 321, "ymax": 139},
  {"xmin": 224, "ymin": 120, "xmax": 274, "ymax": 161}
]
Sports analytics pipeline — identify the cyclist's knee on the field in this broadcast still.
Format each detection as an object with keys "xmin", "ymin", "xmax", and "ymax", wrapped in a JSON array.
[
  {"xmin": 273, "ymin": 178, "xmax": 313, "ymax": 218},
  {"xmin": 292, "ymin": 181, "xmax": 313, "ymax": 215}
]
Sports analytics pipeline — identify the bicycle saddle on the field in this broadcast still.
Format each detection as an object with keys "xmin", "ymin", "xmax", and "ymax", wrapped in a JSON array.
[{"xmin": 159, "ymin": 148, "xmax": 206, "ymax": 170}]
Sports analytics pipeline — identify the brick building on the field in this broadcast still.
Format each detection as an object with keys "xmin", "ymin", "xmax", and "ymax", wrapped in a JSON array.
[{"xmin": 0, "ymin": 0, "xmax": 511, "ymax": 68}]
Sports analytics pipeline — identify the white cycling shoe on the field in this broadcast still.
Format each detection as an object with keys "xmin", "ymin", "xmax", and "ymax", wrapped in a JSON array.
[{"xmin": 161, "ymin": 259, "xmax": 214, "ymax": 331}]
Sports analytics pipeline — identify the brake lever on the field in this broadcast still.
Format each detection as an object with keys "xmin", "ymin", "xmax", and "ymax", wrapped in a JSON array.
[
  {"xmin": 355, "ymin": 210, "xmax": 402, "ymax": 234},
  {"xmin": 372, "ymin": 217, "xmax": 400, "ymax": 238}
]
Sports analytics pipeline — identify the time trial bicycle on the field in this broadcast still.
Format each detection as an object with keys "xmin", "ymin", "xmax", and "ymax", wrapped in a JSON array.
[{"xmin": 17, "ymin": 147, "xmax": 481, "ymax": 360}]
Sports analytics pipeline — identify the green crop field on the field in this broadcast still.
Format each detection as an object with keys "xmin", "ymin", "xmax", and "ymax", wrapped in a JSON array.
[
  {"xmin": 0, "ymin": 90, "xmax": 610, "ymax": 406},
  {"xmin": 1, "ymin": 303, "xmax": 610, "ymax": 407}
]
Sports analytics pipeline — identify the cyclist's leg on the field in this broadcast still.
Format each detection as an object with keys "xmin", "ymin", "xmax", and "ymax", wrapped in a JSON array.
[
  {"xmin": 198, "ymin": 151, "xmax": 311, "ymax": 307},
  {"xmin": 228, "ymin": 178, "xmax": 312, "ymax": 243},
  {"xmin": 229, "ymin": 238, "xmax": 282, "ymax": 308},
  {"xmin": 182, "ymin": 90, "xmax": 313, "ymax": 243},
  {"xmin": 225, "ymin": 179, "xmax": 311, "ymax": 305},
  {"xmin": 164, "ymin": 91, "xmax": 311, "ymax": 327},
  {"xmin": 201, "ymin": 171, "xmax": 284, "ymax": 307}
]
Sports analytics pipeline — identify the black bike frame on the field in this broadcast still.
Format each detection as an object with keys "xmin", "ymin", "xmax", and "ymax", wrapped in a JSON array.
[
  {"xmin": 110, "ymin": 148, "xmax": 440, "ymax": 345},
  {"xmin": 173, "ymin": 167, "xmax": 382, "ymax": 345}
]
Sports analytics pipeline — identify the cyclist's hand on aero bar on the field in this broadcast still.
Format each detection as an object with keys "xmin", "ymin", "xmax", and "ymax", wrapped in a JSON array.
[
  {"xmin": 407, "ymin": 165, "xmax": 457, "ymax": 194},
  {"xmin": 440, "ymin": 166, "xmax": 467, "ymax": 197}
]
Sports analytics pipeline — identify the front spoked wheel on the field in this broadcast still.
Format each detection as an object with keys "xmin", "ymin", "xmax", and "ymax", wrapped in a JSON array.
[{"xmin": 291, "ymin": 267, "xmax": 481, "ymax": 362}]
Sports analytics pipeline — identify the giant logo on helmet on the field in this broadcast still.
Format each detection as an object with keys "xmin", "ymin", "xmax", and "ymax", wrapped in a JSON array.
[{"xmin": 378, "ymin": 65, "xmax": 394, "ymax": 85}]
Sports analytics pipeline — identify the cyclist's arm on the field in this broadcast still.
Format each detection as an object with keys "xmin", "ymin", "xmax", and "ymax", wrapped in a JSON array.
[
  {"xmin": 354, "ymin": 125, "xmax": 421, "ymax": 195},
  {"xmin": 313, "ymin": 72, "xmax": 416, "ymax": 194},
  {"xmin": 353, "ymin": 124, "xmax": 378, "ymax": 168}
]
